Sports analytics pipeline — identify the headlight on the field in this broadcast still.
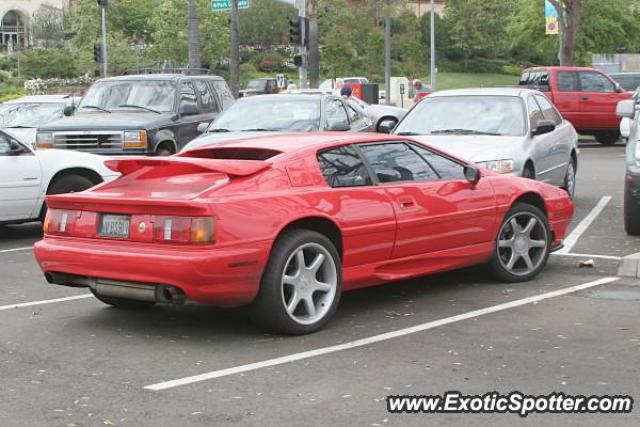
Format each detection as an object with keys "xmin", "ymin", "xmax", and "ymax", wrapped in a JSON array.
[
  {"xmin": 477, "ymin": 159, "xmax": 514, "ymax": 174},
  {"xmin": 36, "ymin": 132, "xmax": 53, "ymax": 149},
  {"xmin": 123, "ymin": 130, "xmax": 147, "ymax": 149}
]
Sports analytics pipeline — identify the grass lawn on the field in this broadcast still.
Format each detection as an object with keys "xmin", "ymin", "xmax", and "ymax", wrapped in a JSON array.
[{"xmin": 429, "ymin": 72, "xmax": 520, "ymax": 90}]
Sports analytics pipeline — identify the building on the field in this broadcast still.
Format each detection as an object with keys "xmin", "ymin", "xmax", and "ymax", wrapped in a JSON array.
[
  {"xmin": 1, "ymin": 0, "xmax": 69, "ymax": 52},
  {"xmin": 407, "ymin": 0, "xmax": 445, "ymax": 17}
]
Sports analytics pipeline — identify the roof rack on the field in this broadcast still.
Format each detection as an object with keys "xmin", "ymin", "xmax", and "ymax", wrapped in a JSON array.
[{"xmin": 127, "ymin": 67, "xmax": 215, "ymax": 76}]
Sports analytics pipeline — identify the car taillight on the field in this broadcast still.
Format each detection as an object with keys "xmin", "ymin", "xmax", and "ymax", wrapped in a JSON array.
[
  {"xmin": 152, "ymin": 216, "xmax": 215, "ymax": 244},
  {"xmin": 44, "ymin": 209, "xmax": 81, "ymax": 236}
]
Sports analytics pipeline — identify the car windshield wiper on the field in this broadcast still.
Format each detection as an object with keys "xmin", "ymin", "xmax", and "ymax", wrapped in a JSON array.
[
  {"xmin": 4, "ymin": 125, "xmax": 32, "ymax": 128},
  {"xmin": 430, "ymin": 128, "xmax": 500, "ymax": 136},
  {"xmin": 118, "ymin": 104, "xmax": 161, "ymax": 114},
  {"xmin": 209, "ymin": 128, "xmax": 230, "ymax": 132},
  {"xmin": 242, "ymin": 128, "xmax": 274, "ymax": 132},
  {"xmin": 81, "ymin": 105, "xmax": 111, "ymax": 113},
  {"xmin": 395, "ymin": 131, "xmax": 423, "ymax": 136}
]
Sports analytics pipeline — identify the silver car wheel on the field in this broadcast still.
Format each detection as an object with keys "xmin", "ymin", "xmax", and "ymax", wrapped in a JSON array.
[
  {"xmin": 497, "ymin": 212, "xmax": 549, "ymax": 276},
  {"xmin": 281, "ymin": 243, "xmax": 338, "ymax": 326},
  {"xmin": 565, "ymin": 161, "xmax": 576, "ymax": 198}
]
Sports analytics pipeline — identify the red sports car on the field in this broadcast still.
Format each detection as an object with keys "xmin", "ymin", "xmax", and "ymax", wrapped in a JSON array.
[{"xmin": 34, "ymin": 133, "xmax": 574, "ymax": 334}]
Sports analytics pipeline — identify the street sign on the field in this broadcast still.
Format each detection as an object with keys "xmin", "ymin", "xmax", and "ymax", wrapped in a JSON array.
[
  {"xmin": 276, "ymin": 74, "xmax": 287, "ymax": 89},
  {"xmin": 211, "ymin": 0, "xmax": 250, "ymax": 11}
]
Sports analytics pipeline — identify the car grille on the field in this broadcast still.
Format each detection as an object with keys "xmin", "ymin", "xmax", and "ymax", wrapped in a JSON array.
[{"xmin": 53, "ymin": 132, "xmax": 123, "ymax": 151}]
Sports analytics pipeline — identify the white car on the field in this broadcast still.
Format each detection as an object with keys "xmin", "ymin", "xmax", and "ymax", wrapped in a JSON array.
[{"xmin": 0, "ymin": 130, "xmax": 118, "ymax": 224}]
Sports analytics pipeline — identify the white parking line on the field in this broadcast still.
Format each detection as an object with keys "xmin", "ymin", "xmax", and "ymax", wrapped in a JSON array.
[
  {"xmin": 144, "ymin": 276, "xmax": 619, "ymax": 392},
  {"xmin": 552, "ymin": 252, "xmax": 621, "ymax": 261},
  {"xmin": 0, "ymin": 246, "xmax": 33, "ymax": 254},
  {"xmin": 556, "ymin": 196, "xmax": 611, "ymax": 254},
  {"xmin": 0, "ymin": 294, "xmax": 93, "ymax": 311}
]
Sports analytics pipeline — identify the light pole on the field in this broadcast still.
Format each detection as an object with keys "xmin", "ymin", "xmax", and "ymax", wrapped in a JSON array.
[
  {"xmin": 429, "ymin": 0, "xmax": 435, "ymax": 90},
  {"xmin": 384, "ymin": 0, "xmax": 391, "ymax": 105},
  {"xmin": 98, "ymin": 0, "xmax": 108, "ymax": 76}
]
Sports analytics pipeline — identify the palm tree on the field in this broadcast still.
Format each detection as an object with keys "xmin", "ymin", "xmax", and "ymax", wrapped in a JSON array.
[{"xmin": 188, "ymin": 0, "xmax": 202, "ymax": 69}]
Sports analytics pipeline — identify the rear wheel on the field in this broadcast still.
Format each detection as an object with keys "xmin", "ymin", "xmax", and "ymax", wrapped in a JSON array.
[
  {"xmin": 624, "ymin": 184, "xmax": 640, "ymax": 236},
  {"xmin": 489, "ymin": 203, "xmax": 551, "ymax": 282},
  {"xmin": 595, "ymin": 132, "xmax": 619, "ymax": 145},
  {"xmin": 522, "ymin": 163, "xmax": 535, "ymax": 179},
  {"xmin": 41, "ymin": 174, "xmax": 98, "ymax": 220},
  {"xmin": 90, "ymin": 289, "xmax": 156, "ymax": 309},
  {"xmin": 250, "ymin": 230, "xmax": 342, "ymax": 335}
]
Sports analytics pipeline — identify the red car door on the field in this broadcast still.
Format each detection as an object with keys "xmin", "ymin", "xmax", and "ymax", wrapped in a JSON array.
[
  {"xmin": 357, "ymin": 142, "xmax": 496, "ymax": 259},
  {"xmin": 577, "ymin": 70, "xmax": 629, "ymax": 129},
  {"xmin": 551, "ymin": 71, "xmax": 582, "ymax": 129}
]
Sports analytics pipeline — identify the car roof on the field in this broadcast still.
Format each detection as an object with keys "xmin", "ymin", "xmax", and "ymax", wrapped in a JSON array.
[
  {"xmin": 195, "ymin": 132, "xmax": 401, "ymax": 154},
  {"xmin": 237, "ymin": 93, "xmax": 330, "ymax": 101},
  {"xmin": 96, "ymin": 74, "xmax": 224, "ymax": 82},
  {"xmin": 523, "ymin": 66, "xmax": 601, "ymax": 72},
  {"xmin": 609, "ymin": 71, "xmax": 640, "ymax": 76},
  {"xmin": 427, "ymin": 87, "xmax": 532, "ymax": 97},
  {"xmin": 6, "ymin": 94, "xmax": 76, "ymax": 103}
]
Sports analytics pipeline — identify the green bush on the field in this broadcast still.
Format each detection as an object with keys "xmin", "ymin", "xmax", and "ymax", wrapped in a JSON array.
[{"xmin": 20, "ymin": 48, "xmax": 78, "ymax": 79}]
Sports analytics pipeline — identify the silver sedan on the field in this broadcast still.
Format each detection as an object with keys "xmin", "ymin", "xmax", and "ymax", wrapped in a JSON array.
[{"xmin": 391, "ymin": 87, "xmax": 579, "ymax": 197}]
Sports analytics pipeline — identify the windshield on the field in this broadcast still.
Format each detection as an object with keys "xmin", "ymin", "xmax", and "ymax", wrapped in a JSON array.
[
  {"xmin": 0, "ymin": 103, "xmax": 65, "ymax": 127},
  {"xmin": 246, "ymin": 80, "xmax": 266, "ymax": 90},
  {"xmin": 210, "ymin": 98, "xmax": 321, "ymax": 132},
  {"xmin": 395, "ymin": 95, "xmax": 526, "ymax": 136},
  {"xmin": 79, "ymin": 80, "xmax": 176, "ymax": 112}
]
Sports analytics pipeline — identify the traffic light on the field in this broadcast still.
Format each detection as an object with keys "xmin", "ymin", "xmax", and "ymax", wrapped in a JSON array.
[
  {"xmin": 293, "ymin": 55, "xmax": 303, "ymax": 67},
  {"xmin": 97, "ymin": 0, "xmax": 108, "ymax": 6},
  {"xmin": 93, "ymin": 43, "xmax": 103, "ymax": 64},
  {"xmin": 289, "ymin": 17, "xmax": 307, "ymax": 46}
]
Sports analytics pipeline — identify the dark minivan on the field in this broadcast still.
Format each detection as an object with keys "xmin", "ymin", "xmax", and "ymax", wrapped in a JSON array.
[{"xmin": 36, "ymin": 73, "xmax": 234, "ymax": 156}]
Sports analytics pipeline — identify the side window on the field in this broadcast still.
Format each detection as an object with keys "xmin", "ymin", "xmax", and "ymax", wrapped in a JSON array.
[
  {"xmin": 179, "ymin": 81, "xmax": 201, "ymax": 114},
  {"xmin": 0, "ymin": 132, "xmax": 12, "ymax": 155},
  {"xmin": 557, "ymin": 72, "xmax": 578, "ymax": 92},
  {"xmin": 359, "ymin": 142, "xmax": 438, "ymax": 183},
  {"xmin": 211, "ymin": 80, "xmax": 235, "ymax": 110},
  {"xmin": 411, "ymin": 144, "xmax": 466, "ymax": 180},
  {"xmin": 346, "ymin": 105, "xmax": 360, "ymax": 123},
  {"xmin": 535, "ymin": 94, "xmax": 562, "ymax": 125},
  {"xmin": 527, "ymin": 96, "xmax": 544, "ymax": 129},
  {"xmin": 325, "ymin": 98, "xmax": 349, "ymax": 127},
  {"xmin": 194, "ymin": 80, "xmax": 218, "ymax": 113},
  {"xmin": 579, "ymin": 72, "xmax": 615, "ymax": 93},
  {"xmin": 317, "ymin": 145, "xmax": 372, "ymax": 188}
]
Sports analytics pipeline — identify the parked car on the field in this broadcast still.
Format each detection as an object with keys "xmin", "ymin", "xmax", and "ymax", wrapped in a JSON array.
[
  {"xmin": 0, "ymin": 95, "xmax": 81, "ymax": 146},
  {"xmin": 391, "ymin": 88, "xmax": 579, "ymax": 197},
  {"xmin": 240, "ymin": 78, "xmax": 279, "ymax": 97},
  {"xmin": 348, "ymin": 96, "xmax": 407, "ymax": 132},
  {"xmin": 181, "ymin": 93, "xmax": 372, "ymax": 151},
  {"xmin": 616, "ymin": 98, "xmax": 640, "ymax": 235},
  {"xmin": 519, "ymin": 66, "xmax": 631, "ymax": 144},
  {"xmin": 36, "ymin": 73, "xmax": 234, "ymax": 156},
  {"xmin": 34, "ymin": 133, "xmax": 574, "ymax": 334},
  {"xmin": 319, "ymin": 77, "xmax": 369, "ymax": 91},
  {"xmin": 0, "ymin": 129, "xmax": 117, "ymax": 224},
  {"xmin": 609, "ymin": 72, "xmax": 640, "ymax": 92}
]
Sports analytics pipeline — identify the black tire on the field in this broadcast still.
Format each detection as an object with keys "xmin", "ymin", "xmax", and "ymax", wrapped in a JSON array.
[
  {"xmin": 562, "ymin": 157, "xmax": 577, "ymax": 199},
  {"xmin": 154, "ymin": 144, "xmax": 174, "ymax": 156},
  {"xmin": 595, "ymin": 132, "xmax": 619, "ymax": 145},
  {"xmin": 522, "ymin": 163, "xmax": 535, "ymax": 179},
  {"xmin": 624, "ymin": 184, "xmax": 640, "ymax": 236},
  {"xmin": 90, "ymin": 288, "xmax": 156, "ymax": 309},
  {"xmin": 41, "ymin": 174, "xmax": 98, "ymax": 221},
  {"xmin": 489, "ymin": 203, "xmax": 551, "ymax": 282},
  {"xmin": 250, "ymin": 230, "xmax": 343, "ymax": 335}
]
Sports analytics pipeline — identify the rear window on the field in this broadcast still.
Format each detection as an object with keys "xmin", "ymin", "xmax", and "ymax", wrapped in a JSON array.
[
  {"xmin": 519, "ymin": 70, "xmax": 550, "ymax": 91},
  {"xmin": 179, "ymin": 147, "xmax": 281, "ymax": 161}
]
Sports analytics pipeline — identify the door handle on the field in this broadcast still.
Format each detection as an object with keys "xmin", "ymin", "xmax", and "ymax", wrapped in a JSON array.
[
  {"xmin": 581, "ymin": 96, "xmax": 590, "ymax": 101},
  {"xmin": 398, "ymin": 197, "xmax": 415, "ymax": 208}
]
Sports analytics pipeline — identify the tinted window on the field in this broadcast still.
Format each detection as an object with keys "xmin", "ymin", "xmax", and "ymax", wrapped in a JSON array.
[
  {"xmin": 360, "ymin": 143, "xmax": 438, "ymax": 183},
  {"xmin": 317, "ymin": 145, "xmax": 372, "ymax": 188},
  {"xmin": 519, "ymin": 71, "xmax": 550, "ymax": 91},
  {"xmin": 579, "ymin": 72, "xmax": 614, "ymax": 93},
  {"xmin": 211, "ymin": 80, "xmax": 235, "ymax": 109},
  {"xmin": 325, "ymin": 98, "xmax": 349, "ymax": 128},
  {"xmin": 527, "ymin": 96, "xmax": 544, "ymax": 129},
  {"xmin": 557, "ymin": 72, "xmax": 578, "ymax": 92},
  {"xmin": 194, "ymin": 80, "xmax": 218, "ymax": 113},
  {"xmin": 535, "ymin": 94, "xmax": 562, "ymax": 125},
  {"xmin": 79, "ymin": 80, "xmax": 177, "ymax": 112},
  {"xmin": 0, "ymin": 132, "xmax": 13, "ymax": 155},
  {"xmin": 411, "ymin": 144, "xmax": 466, "ymax": 180},
  {"xmin": 346, "ymin": 105, "xmax": 360, "ymax": 123},
  {"xmin": 611, "ymin": 75, "xmax": 640, "ymax": 92},
  {"xmin": 179, "ymin": 81, "xmax": 201, "ymax": 114}
]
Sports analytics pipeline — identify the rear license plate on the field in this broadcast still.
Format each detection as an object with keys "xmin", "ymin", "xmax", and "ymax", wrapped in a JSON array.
[{"xmin": 100, "ymin": 214, "xmax": 130, "ymax": 238}]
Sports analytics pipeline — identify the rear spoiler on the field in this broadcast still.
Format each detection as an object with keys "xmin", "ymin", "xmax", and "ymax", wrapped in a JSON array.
[{"xmin": 104, "ymin": 157, "xmax": 271, "ymax": 177}]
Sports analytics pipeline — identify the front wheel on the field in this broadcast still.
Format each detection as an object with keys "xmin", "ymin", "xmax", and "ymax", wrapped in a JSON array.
[
  {"xmin": 250, "ymin": 230, "xmax": 342, "ymax": 335},
  {"xmin": 563, "ymin": 159, "xmax": 577, "ymax": 199},
  {"xmin": 624, "ymin": 184, "xmax": 640, "ymax": 236},
  {"xmin": 489, "ymin": 203, "xmax": 551, "ymax": 282}
]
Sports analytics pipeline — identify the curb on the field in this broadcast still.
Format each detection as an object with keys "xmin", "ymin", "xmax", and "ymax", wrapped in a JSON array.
[{"xmin": 617, "ymin": 252, "xmax": 640, "ymax": 278}]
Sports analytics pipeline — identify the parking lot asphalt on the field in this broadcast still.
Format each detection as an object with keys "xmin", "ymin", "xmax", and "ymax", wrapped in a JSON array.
[{"xmin": 0, "ymin": 142, "xmax": 639, "ymax": 426}]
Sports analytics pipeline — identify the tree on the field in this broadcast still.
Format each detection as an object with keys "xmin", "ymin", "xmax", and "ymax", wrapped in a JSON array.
[
  {"xmin": 548, "ymin": 0, "xmax": 581, "ymax": 66},
  {"xmin": 31, "ymin": 6, "xmax": 66, "ymax": 48},
  {"xmin": 20, "ymin": 48, "xmax": 78, "ymax": 78},
  {"xmin": 238, "ymin": 0, "xmax": 296, "ymax": 46},
  {"xmin": 188, "ymin": 0, "xmax": 202, "ymax": 68}
]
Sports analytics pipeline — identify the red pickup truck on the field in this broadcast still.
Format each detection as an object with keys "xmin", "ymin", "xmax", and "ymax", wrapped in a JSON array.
[{"xmin": 519, "ymin": 66, "xmax": 631, "ymax": 144}]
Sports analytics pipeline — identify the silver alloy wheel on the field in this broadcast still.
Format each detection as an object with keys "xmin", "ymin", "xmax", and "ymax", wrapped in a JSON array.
[
  {"xmin": 497, "ymin": 212, "xmax": 548, "ymax": 276},
  {"xmin": 565, "ymin": 162, "xmax": 576, "ymax": 197},
  {"xmin": 281, "ymin": 242, "xmax": 338, "ymax": 325}
]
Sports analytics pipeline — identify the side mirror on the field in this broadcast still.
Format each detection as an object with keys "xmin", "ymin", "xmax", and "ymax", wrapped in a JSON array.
[
  {"xmin": 616, "ymin": 99, "xmax": 636, "ymax": 118},
  {"xmin": 197, "ymin": 122, "xmax": 210, "ymax": 133},
  {"xmin": 464, "ymin": 165, "xmax": 481, "ymax": 186},
  {"xmin": 532, "ymin": 119, "xmax": 556, "ymax": 136},
  {"xmin": 620, "ymin": 117, "xmax": 631, "ymax": 139},
  {"xmin": 377, "ymin": 119, "xmax": 396, "ymax": 134},
  {"xmin": 615, "ymin": 82, "xmax": 625, "ymax": 93},
  {"xmin": 327, "ymin": 122, "xmax": 350, "ymax": 132},
  {"xmin": 179, "ymin": 102, "xmax": 200, "ymax": 116},
  {"xmin": 63, "ymin": 105, "xmax": 75, "ymax": 116}
]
